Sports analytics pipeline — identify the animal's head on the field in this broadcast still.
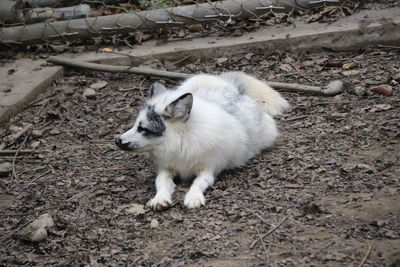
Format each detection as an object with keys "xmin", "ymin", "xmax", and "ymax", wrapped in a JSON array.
[{"xmin": 115, "ymin": 82, "xmax": 193, "ymax": 152}]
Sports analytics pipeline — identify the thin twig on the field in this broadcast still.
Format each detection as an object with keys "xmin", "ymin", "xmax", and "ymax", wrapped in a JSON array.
[
  {"xmin": 25, "ymin": 170, "xmax": 52, "ymax": 188},
  {"xmin": 256, "ymin": 229, "xmax": 269, "ymax": 257},
  {"xmin": 1, "ymin": 188, "xmax": 96, "ymax": 217},
  {"xmin": 377, "ymin": 44, "xmax": 400, "ymax": 49},
  {"xmin": 139, "ymin": 77, "xmax": 148, "ymax": 100},
  {"xmin": 316, "ymin": 241, "xmax": 335, "ymax": 253},
  {"xmin": 1, "ymin": 203, "xmax": 66, "ymax": 217},
  {"xmin": 284, "ymin": 115, "xmax": 308, "ymax": 122},
  {"xmin": 172, "ymin": 55, "xmax": 192, "ymax": 66},
  {"xmin": 11, "ymin": 134, "xmax": 30, "ymax": 182},
  {"xmin": 117, "ymin": 87, "xmax": 137, "ymax": 92},
  {"xmin": 358, "ymin": 239, "xmax": 372, "ymax": 267},
  {"xmin": 250, "ymin": 212, "xmax": 292, "ymax": 249},
  {"xmin": 0, "ymin": 150, "xmax": 38, "ymax": 155},
  {"xmin": 26, "ymin": 93, "xmax": 56, "ymax": 108},
  {"xmin": 256, "ymin": 229, "xmax": 268, "ymax": 257},
  {"xmin": 290, "ymin": 63, "xmax": 314, "ymax": 83},
  {"xmin": 253, "ymin": 213, "xmax": 271, "ymax": 226},
  {"xmin": 36, "ymin": 99, "xmax": 50, "ymax": 116}
]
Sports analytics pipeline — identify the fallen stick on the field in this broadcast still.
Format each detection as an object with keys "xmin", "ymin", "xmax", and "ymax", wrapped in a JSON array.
[
  {"xmin": 11, "ymin": 135, "xmax": 29, "ymax": 182},
  {"xmin": 0, "ymin": 150, "xmax": 37, "ymax": 155},
  {"xmin": 256, "ymin": 229, "xmax": 269, "ymax": 257},
  {"xmin": 48, "ymin": 56, "xmax": 344, "ymax": 95},
  {"xmin": 250, "ymin": 212, "xmax": 291, "ymax": 249},
  {"xmin": 377, "ymin": 44, "xmax": 400, "ymax": 49},
  {"xmin": 268, "ymin": 80, "xmax": 344, "ymax": 96},
  {"xmin": 0, "ymin": 124, "xmax": 33, "ymax": 150},
  {"xmin": 48, "ymin": 56, "xmax": 192, "ymax": 80},
  {"xmin": 358, "ymin": 239, "xmax": 372, "ymax": 267}
]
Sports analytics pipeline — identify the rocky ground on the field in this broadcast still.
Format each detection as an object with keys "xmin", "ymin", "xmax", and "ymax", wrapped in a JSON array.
[{"xmin": 0, "ymin": 46, "xmax": 399, "ymax": 266}]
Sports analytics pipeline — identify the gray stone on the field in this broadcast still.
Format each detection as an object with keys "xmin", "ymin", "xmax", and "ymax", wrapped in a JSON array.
[
  {"xmin": 16, "ymin": 213, "xmax": 54, "ymax": 242},
  {"xmin": 83, "ymin": 88, "xmax": 96, "ymax": 99},
  {"xmin": 32, "ymin": 129, "xmax": 44, "ymax": 138},
  {"xmin": 0, "ymin": 162, "xmax": 12, "ymax": 177},
  {"xmin": 49, "ymin": 129, "xmax": 60, "ymax": 135},
  {"xmin": 126, "ymin": 203, "xmax": 146, "ymax": 215},
  {"xmin": 150, "ymin": 219, "xmax": 159, "ymax": 228},
  {"xmin": 89, "ymin": 81, "xmax": 108, "ymax": 90},
  {"xmin": 354, "ymin": 86, "xmax": 367, "ymax": 96},
  {"xmin": 62, "ymin": 86, "xmax": 75, "ymax": 96},
  {"xmin": 216, "ymin": 57, "xmax": 228, "ymax": 65},
  {"xmin": 393, "ymin": 72, "xmax": 400, "ymax": 82}
]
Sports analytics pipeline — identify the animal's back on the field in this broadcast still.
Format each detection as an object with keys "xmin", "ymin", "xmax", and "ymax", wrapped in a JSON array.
[
  {"xmin": 177, "ymin": 73, "xmax": 280, "ymax": 159},
  {"xmin": 177, "ymin": 74, "xmax": 242, "ymax": 108}
]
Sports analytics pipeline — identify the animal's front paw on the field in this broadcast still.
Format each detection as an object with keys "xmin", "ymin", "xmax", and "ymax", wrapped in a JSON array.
[
  {"xmin": 147, "ymin": 192, "xmax": 172, "ymax": 211},
  {"xmin": 184, "ymin": 190, "xmax": 205, "ymax": 209}
]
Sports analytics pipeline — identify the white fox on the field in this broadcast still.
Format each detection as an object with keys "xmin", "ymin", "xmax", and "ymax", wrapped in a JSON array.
[{"xmin": 115, "ymin": 72, "xmax": 289, "ymax": 210}]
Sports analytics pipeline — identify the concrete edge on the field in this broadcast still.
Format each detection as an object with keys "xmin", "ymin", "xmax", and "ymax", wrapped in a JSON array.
[
  {"xmin": 73, "ymin": 9, "xmax": 400, "ymax": 66},
  {"xmin": 0, "ymin": 66, "xmax": 64, "ymax": 122}
]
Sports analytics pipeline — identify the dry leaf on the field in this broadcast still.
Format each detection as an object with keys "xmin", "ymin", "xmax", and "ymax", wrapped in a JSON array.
[
  {"xmin": 186, "ymin": 24, "xmax": 204, "ymax": 32},
  {"xmin": 100, "ymin": 47, "xmax": 114, "ymax": 53},
  {"xmin": 371, "ymin": 84, "xmax": 393, "ymax": 96},
  {"xmin": 342, "ymin": 62, "xmax": 358, "ymax": 70}
]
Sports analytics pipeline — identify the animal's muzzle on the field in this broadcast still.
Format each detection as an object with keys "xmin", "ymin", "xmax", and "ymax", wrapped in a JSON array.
[{"xmin": 115, "ymin": 138, "xmax": 135, "ymax": 151}]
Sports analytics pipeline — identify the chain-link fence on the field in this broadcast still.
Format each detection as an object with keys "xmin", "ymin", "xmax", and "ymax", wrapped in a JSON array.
[{"xmin": 0, "ymin": 0, "xmax": 363, "ymax": 48}]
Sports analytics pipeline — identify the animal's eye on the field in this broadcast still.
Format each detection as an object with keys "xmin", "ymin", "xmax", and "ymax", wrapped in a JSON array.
[
  {"xmin": 138, "ymin": 124, "xmax": 154, "ymax": 136},
  {"xmin": 137, "ymin": 125, "xmax": 146, "ymax": 133}
]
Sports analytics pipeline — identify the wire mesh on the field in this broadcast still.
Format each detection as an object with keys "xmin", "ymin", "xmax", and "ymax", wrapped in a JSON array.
[{"xmin": 0, "ymin": 0, "xmax": 364, "ymax": 48}]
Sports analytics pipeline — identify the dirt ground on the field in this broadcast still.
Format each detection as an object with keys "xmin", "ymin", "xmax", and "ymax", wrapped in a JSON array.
[{"xmin": 0, "ymin": 46, "xmax": 399, "ymax": 266}]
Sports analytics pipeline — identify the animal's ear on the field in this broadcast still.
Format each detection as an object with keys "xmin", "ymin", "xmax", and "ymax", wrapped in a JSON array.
[
  {"xmin": 164, "ymin": 93, "xmax": 193, "ymax": 121},
  {"xmin": 149, "ymin": 82, "xmax": 167, "ymax": 98}
]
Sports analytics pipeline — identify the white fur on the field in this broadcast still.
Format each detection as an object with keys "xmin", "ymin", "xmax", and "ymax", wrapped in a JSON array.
[
  {"xmin": 118, "ymin": 72, "xmax": 289, "ymax": 210},
  {"xmin": 219, "ymin": 72, "xmax": 290, "ymax": 117}
]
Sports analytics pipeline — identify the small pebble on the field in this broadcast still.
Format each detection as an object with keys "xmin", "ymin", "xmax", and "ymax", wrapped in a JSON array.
[
  {"xmin": 150, "ymin": 219, "xmax": 159, "ymax": 228},
  {"xmin": 49, "ymin": 129, "xmax": 60, "ymax": 135},
  {"xmin": 216, "ymin": 58, "xmax": 228, "ymax": 65},
  {"xmin": 0, "ymin": 162, "xmax": 12, "ymax": 177},
  {"xmin": 126, "ymin": 203, "xmax": 145, "ymax": 215},
  {"xmin": 393, "ymin": 72, "xmax": 400, "ymax": 82},
  {"xmin": 90, "ymin": 81, "xmax": 108, "ymax": 90},
  {"xmin": 32, "ymin": 129, "xmax": 43, "ymax": 138},
  {"xmin": 83, "ymin": 88, "xmax": 96, "ymax": 99},
  {"xmin": 354, "ymin": 86, "xmax": 366, "ymax": 96},
  {"xmin": 62, "ymin": 86, "xmax": 75, "ymax": 96}
]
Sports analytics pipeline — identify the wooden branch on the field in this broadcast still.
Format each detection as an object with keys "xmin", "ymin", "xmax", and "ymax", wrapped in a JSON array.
[
  {"xmin": 49, "ymin": 56, "xmax": 343, "ymax": 95},
  {"xmin": 48, "ymin": 56, "xmax": 192, "ymax": 80}
]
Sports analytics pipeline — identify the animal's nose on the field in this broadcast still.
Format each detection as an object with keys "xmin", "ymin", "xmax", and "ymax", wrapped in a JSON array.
[{"xmin": 115, "ymin": 138, "xmax": 132, "ymax": 151}]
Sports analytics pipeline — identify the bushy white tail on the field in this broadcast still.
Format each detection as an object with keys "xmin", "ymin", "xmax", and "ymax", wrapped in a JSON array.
[{"xmin": 219, "ymin": 72, "xmax": 290, "ymax": 117}]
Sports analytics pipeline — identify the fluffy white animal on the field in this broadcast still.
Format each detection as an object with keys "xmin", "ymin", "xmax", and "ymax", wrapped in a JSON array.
[{"xmin": 115, "ymin": 72, "xmax": 289, "ymax": 210}]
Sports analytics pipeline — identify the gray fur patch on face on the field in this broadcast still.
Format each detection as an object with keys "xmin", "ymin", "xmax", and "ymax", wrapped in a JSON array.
[{"xmin": 139, "ymin": 105, "xmax": 166, "ymax": 137}]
